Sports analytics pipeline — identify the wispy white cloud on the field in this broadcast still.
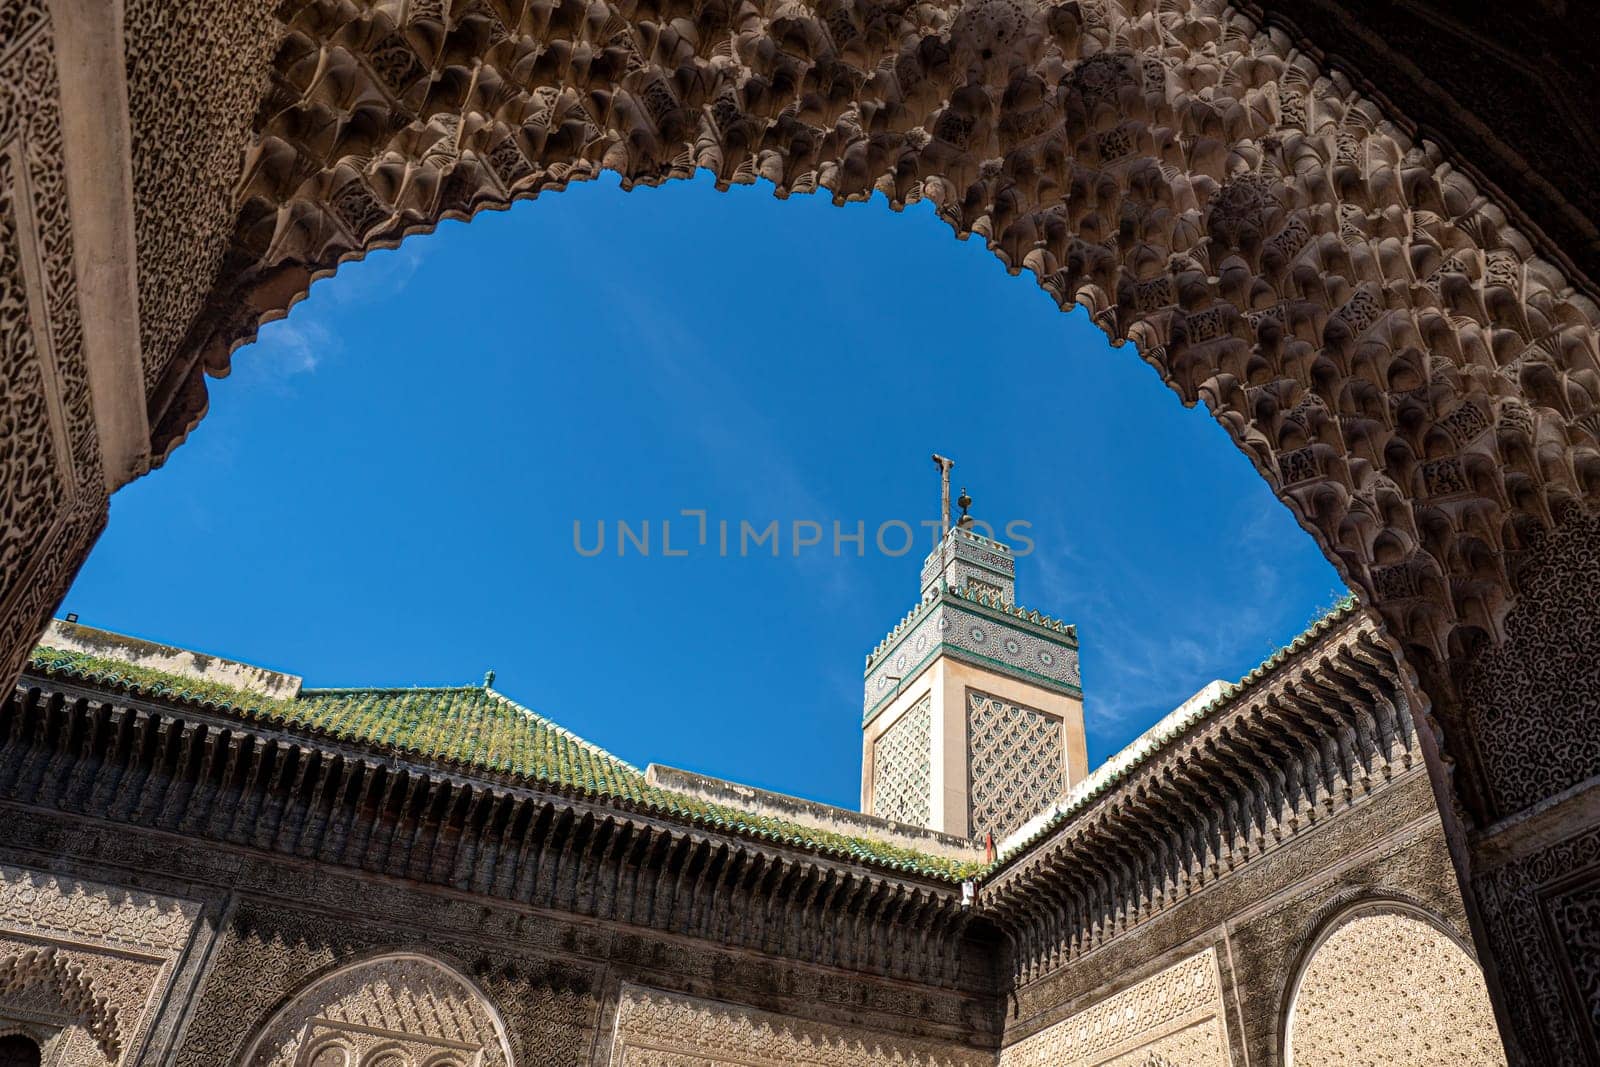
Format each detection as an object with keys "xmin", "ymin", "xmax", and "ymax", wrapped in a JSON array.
[
  {"xmin": 1028, "ymin": 488, "xmax": 1323, "ymax": 743},
  {"xmin": 324, "ymin": 242, "xmax": 427, "ymax": 306},
  {"xmin": 244, "ymin": 317, "xmax": 335, "ymax": 387},
  {"xmin": 235, "ymin": 235, "xmax": 429, "ymax": 392},
  {"xmin": 584, "ymin": 266, "xmax": 859, "ymax": 605}
]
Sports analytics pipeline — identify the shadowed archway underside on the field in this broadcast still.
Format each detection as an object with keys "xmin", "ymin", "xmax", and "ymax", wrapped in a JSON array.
[{"xmin": 3, "ymin": 0, "xmax": 1600, "ymax": 1059}]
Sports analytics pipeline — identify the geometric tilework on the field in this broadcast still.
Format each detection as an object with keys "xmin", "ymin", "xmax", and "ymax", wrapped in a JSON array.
[
  {"xmin": 872, "ymin": 695, "xmax": 932, "ymax": 827},
  {"xmin": 920, "ymin": 528, "xmax": 1017, "ymax": 604},
  {"xmin": 865, "ymin": 599, "xmax": 1080, "ymax": 721},
  {"xmin": 967, "ymin": 690, "xmax": 1065, "ymax": 840}
]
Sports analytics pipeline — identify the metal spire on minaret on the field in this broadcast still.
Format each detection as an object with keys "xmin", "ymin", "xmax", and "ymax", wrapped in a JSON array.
[
  {"xmin": 864, "ymin": 456, "xmax": 1086, "ymax": 840},
  {"xmin": 931, "ymin": 453, "xmax": 955, "ymax": 534}
]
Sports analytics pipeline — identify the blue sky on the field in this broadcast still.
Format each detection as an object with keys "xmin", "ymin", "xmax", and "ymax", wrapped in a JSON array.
[{"xmin": 65, "ymin": 171, "xmax": 1344, "ymax": 809}]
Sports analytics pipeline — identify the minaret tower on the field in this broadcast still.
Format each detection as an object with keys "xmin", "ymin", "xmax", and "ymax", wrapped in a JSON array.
[{"xmin": 861, "ymin": 456, "xmax": 1088, "ymax": 841}]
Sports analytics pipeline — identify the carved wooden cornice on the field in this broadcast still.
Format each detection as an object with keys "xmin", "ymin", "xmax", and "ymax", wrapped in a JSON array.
[
  {"xmin": 976, "ymin": 612, "xmax": 1420, "ymax": 985},
  {"xmin": 1, "ymin": 602, "xmax": 1424, "ymax": 1001},
  {"xmin": 0, "ymin": 678, "xmax": 983, "ymax": 992}
]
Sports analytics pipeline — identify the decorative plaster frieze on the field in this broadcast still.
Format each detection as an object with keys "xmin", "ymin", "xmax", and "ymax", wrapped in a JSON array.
[
  {"xmin": 0, "ymin": 863, "xmax": 200, "ymax": 1065},
  {"xmin": 999, "ymin": 949, "xmax": 1229, "ymax": 1067},
  {"xmin": 609, "ymin": 983, "xmax": 993, "ymax": 1066},
  {"xmin": 239, "ymin": 954, "xmax": 515, "ymax": 1067}
]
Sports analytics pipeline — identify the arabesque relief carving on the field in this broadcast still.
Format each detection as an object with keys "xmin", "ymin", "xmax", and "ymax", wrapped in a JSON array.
[
  {"xmin": 997, "ymin": 948, "xmax": 1228, "ymax": 1067},
  {"xmin": 609, "ymin": 983, "xmax": 992, "ymax": 1065},
  {"xmin": 1286, "ymin": 905, "xmax": 1504, "ymax": 1066},
  {"xmin": 239, "ymin": 954, "xmax": 514, "ymax": 1067},
  {"xmin": 0, "ymin": 864, "xmax": 200, "ymax": 1066},
  {"xmin": 0, "ymin": 0, "xmax": 106, "ymax": 695}
]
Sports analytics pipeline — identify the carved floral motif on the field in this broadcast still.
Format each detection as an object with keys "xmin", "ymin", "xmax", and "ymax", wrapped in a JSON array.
[
  {"xmin": 998, "ymin": 949, "xmax": 1228, "ymax": 1067},
  {"xmin": 0, "ymin": 0, "xmax": 105, "ymax": 695},
  {"xmin": 239, "ymin": 954, "xmax": 513, "ymax": 1067},
  {"xmin": 1287, "ymin": 908, "xmax": 1504, "ymax": 1066},
  {"xmin": 610, "ymin": 984, "xmax": 990, "ymax": 1066}
]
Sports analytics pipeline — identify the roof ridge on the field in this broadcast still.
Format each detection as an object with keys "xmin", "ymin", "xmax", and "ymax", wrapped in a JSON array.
[
  {"xmin": 482, "ymin": 686, "xmax": 645, "ymax": 777},
  {"xmin": 22, "ymin": 644, "xmax": 980, "ymax": 880},
  {"xmin": 298, "ymin": 683, "xmax": 486, "ymax": 695}
]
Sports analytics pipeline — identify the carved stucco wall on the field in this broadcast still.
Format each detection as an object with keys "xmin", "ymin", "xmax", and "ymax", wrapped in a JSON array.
[
  {"xmin": 121, "ymin": 0, "xmax": 279, "ymax": 387},
  {"xmin": 1285, "ymin": 906, "xmax": 1504, "ymax": 1067},
  {"xmin": 966, "ymin": 689, "xmax": 1065, "ymax": 840},
  {"xmin": 1473, "ymin": 822, "xmax": 1600, "ymax": 1064},
  {"xmin": 177, "ymin": 899, "xmax": 600, "ymax": 1067},
  {"xmin": 607, "ymin": 983, "xmax": 992, "ymax": 1066},
  {"xmin": 998, "ymin": 949, "xmax": 1230, "ymax": 1067},
  {"xmin": 872, "ymin": 694, "xmax": 933, "ymax": 826},
  {"xmin": 239, "ymin": 953, "xmax": 515, "ymax": 1067},
  {"xmin": 0, "ymin": 863, "xmax": 201, "ymax": 1066},
  {"xmin": 1461, "ymin": 509, "xmax": 1600, "ymax": 817},
  {"xmin": 0, "ymin": 0, "xmax": 107, "ymax": 693}
]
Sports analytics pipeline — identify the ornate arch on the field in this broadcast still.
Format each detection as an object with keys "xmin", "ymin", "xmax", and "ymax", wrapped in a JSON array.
[
  {"xmin": 5, "ymin": 0, "xmax": 1591, "ymax": 1055},
  {"xmin": 157, "ymin": 0, "xmax": 1600, "ymax": 812},
  {"xmin": 1282, "ymin": 898, "xmax": 1504, "ymax": 1066},
  {"xmin": 0, "ymin": 948, "xmax": 120, "ymax": 1061},
  {"xmin": 237, "ymin": 953, "xmax": 515, "ymax": 1067}
]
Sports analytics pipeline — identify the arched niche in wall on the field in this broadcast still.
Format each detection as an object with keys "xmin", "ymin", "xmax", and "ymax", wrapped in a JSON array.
[
  {"xmin": 0, "ymin": 1033, "xmax": 42, "ymax": 1067},
  {"xmin": 236, "ymin": 953, "xmax": 514, "ymax": 1067},
  {"xmin": 0, "ymin": 947, "xmax": 123, "ymax": 1064},
  {"xmin": 1284, "ymin": 900, "xmax": 1505, "ymax": 1067}
]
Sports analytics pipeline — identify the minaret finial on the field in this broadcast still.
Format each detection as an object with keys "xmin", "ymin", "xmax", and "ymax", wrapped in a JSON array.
[
  {"xmin": 957, "ymin": 487, "xmax": 973, "ymax": 528},
  {"xmin": 931, "ymin": 453, "xmax": 955, "ymax": 534}
]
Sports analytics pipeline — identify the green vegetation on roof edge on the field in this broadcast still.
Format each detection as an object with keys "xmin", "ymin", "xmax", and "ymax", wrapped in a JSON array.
[{"xmin": 24, "ymin": 645, "xmax": 981, "ymax": 881}]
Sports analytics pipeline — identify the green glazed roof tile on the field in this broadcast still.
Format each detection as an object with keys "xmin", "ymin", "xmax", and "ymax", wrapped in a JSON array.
[{"xmin": 23, "ymin": 646, "xmax": 979, "ymax": 881}]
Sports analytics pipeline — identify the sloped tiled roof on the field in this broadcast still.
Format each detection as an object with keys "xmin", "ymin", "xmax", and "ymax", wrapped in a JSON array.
[
  {"xmin": 295, "ymin": 684, "xmax": 646, "ymax": 795},
  {"xmin": 22, "ymin": 646, "xmax": 981, "ymax": 881},
  {"xmin": 21, "ymin": 597, "xmax": 1362, "ymax": 884}
]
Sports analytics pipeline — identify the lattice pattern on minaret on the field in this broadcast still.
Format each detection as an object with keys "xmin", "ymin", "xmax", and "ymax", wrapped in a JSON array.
[
  {"xmin": 967, "ymin": 690, "xmax": 1066, "ymax": 839},
  {"xmin": 872, "ymin": 695, "xmax": 932, "ymax": 826}
]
